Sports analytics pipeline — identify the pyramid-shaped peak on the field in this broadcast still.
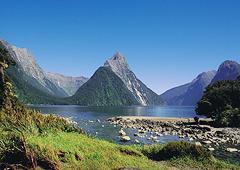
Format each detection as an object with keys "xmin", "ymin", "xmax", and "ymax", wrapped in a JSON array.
[
  {"xmin": 109, "ymin": 51, "xmax": 126, "ymax": 63},
  {"xmin": 112, "ymin": 51, "xmax": 124, "ymax": 59},
  {"xmin": 104, "ymin": 51, "xmax": 129, "ymax": 69}
]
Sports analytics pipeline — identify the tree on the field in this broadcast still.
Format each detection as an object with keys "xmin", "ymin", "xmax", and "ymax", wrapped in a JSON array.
[
  {"xmin": 195, "ymin": 76, "xmax": 240, "ymax": 127},
  {"xmin": 0, "ymin": 43, "xmax": 16, "ymax": 108}
]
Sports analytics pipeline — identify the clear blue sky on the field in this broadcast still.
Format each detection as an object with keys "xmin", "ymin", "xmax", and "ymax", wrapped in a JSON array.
[{"xmin": 1, "ymin": 0, "xmax": 240, "ymax": 94}]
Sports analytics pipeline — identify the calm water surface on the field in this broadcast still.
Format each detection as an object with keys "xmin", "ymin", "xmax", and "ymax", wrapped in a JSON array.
[{"xmin": 30, "ymin": 105, "xmax": 197, "ymax": 144}]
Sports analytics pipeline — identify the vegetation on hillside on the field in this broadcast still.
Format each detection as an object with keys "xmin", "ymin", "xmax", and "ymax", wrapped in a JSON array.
[
  {"xmin": 196, "ymin": 76, "xmax": 240, "ymax": 127},
  {"xmin": 6, "ymin": 66, "xmax": 68, "ymax": 105},
  {"xmin": 69, "ymin": 67, "xmax": 139, "ymax": 106},
  {"xmin": 0, "ymin": 45, "xmax": 239, "ymax": 170}
]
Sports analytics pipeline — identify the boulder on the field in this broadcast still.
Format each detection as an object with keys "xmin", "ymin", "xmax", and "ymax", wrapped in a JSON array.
[
  {"xmin": 202, "ymin": 140, "xmax": 212, "ymax": 145},
  {"xmin": 226, "ymin": 148, "xmax": 238, "ymax": 152},
  {"xmin": 195, "ymin": 142, "xmax": 202, "ymax": 146},
  {"xmin": 120, "ymin": 136, "xmax": 131, "ymax": 142},
  {"xmin": 134, "ymin": 139, "xmax": 140, "ymax": 144},
  {"xmin": 119, "ymin": 129, "xmax": 126, "ymax": 136},
  {"xmin": 208, "ymin": 147, "xmax": 215, "ymax": 151}
]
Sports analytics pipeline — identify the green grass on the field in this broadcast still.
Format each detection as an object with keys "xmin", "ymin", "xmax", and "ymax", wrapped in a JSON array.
[
  {"xmin": 167, "ymin": 156, "xmax": 240, "ymax": 170},
  {"xmin": 27, "ymin": 131, "xmax": 167, "ymax": 170},
  {"xmin": 0, "ymin": 80, "xmax": 239, "ymax": 170}
]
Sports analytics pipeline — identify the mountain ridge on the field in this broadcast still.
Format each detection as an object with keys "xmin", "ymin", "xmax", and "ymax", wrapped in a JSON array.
[
  {"xmin": 69, "ymin": 66, "xmax": 139, "ymax": 106},
  {"xmin": 211, "ymin": 60, "xmax": 240, "ymax": 84},
  {"xmin": 160, "ymin": 70, "xmax": 216, "ymax": 106},
  {"xmin": 0, "ymin": 40, "xmax": 88, "ymax": 104},
  {"xmin": 104, "ymin": 52, "xmax": 163, "ymax": 105}
]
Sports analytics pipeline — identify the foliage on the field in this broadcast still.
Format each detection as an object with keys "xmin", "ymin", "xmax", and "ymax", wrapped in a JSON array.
[
  {"xmin": 0, "ymin": 48, "xmax": 239, "ymax": 169},
  {"xmin": 167, "ymin": 156, "xmax": 240, "ymax": 170},
  {"xmin": 196, "ymin": 76, "xmax": 240, "ymax": 127},
  {"xmin": 215, "ymin": 106, "xmax": 240, "ymax": 127},
  {"xmin": 69, "ymin": 67, "xmax": 139, "ymax": 106},
  {"xmin": 138, "ymin": 142, "xmax": 211, "ymax": 161},
  {"xmin": 6, "ymin": 66, "xmax": 68, "ymax": 105}
]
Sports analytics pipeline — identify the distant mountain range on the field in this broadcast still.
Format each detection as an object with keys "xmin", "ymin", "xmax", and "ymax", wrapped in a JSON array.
[
  {"xmin": 1, "ymin": 40, "xmax": 240, "ymax": 106},
  {"xmin": 46, "ymin": 72, "xmax": 88, "ymax": 96},
  {"xmin": 1, "ymin": 40, "xmax": 88, "ymax": 104},
  {"xmin": 160, "ymin": 60, "xmax": 240, "ymax": 106}
]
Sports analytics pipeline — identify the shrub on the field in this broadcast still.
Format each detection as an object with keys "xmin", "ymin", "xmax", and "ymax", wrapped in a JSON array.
[
  {"xmin": 196, "ymin": 76, "xmax": 240, "ymax": 127},
  {"xmin": 194, "ymin": 116, "xmax": 199, "ymax": 124},
  {"xmin": 215, "ymin": 107, "xmax": 240, "ymax": 127},
  {"xmin": 138, "ymin": 144, "xmax": 164, "ymax": 160},
  {"xmin": 144, "ymin": 141, "xmax": 211, "ymax": 161}
]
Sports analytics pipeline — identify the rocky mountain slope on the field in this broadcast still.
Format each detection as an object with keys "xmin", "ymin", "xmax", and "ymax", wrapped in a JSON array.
[
  {"xmin": 211, "ymin": 60, "xmax": 240, "ymax": 84},
  {"xmin": 0, "ymin": 40, "xmax": 87, "ymax": 104},
  {"xmin": 160, "ymin": 71, "xmax": 216, "ymax": 106},
  {"xmin": 46, "ymin": 72, "xmax": 88, "ymax": 96},
  {"xmin": 104, "ymin": 52, "xmax": 162, "ymax": 105},
  {"xmin": 69, "ymin": 67, "xmax": 139, "ymax": 106}
]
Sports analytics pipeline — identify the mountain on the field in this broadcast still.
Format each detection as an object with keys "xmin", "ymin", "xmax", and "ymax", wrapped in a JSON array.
[
  {"xmin": 211, "ymin": 60, "xmax": 240, "ymax": 84},
  {"xmin": 6, "ymin": 65, "xmax": 68, "ymax": 104},
  {"xmin": 1, "ymin": 40, "xmax": 69, "ymax": 97},
  {"xmin": 46, "ymin": 72, "xmax": 88, "ymax": 96},
  {"xmin": 160, "ymin": 71, "xmax": 216, "ymax": 106},
  {"xmin": 69, "ymin": 67, "xmax": 139, "ymax": 106},
  {"xmin": 160, "ymin": 83, "xmax": 191, "ymax": 106},
  {"xmin": 0, "ymin": 40, "xmax": 87, "ymax": 104},
  {"xmin": 104, "ymin": 52, "xmax": 162, "ymax": 105}
]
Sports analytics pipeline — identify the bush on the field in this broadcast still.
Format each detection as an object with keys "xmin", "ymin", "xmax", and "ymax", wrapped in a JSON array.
[
  {"xmin": 215, "ymin": 107, "xmax": 240, "ymax": 127},
  {"xmin": 147, "ymin": 141, "xmax": 211, "ymax": 161},
  {"xmin": 138, "ymin": 144, "xmax": 164, "ymax": 160},
  {"xmin": 194, "ymin": 116, "xmax": 199, "ymax": 124},
  {"xmin": 196, "ymin": 76, "xmax": 240, "ymax": 127}
]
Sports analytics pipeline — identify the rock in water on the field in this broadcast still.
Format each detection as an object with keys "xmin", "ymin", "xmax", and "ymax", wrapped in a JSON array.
[
  {"xmin": 226, "ymin": 148, "xmax": 238, "ymax": 152},
  {"xmin": 195, "ymin": 142, "xmax": 202, "ymax": 146},
  {"xmin": 119, "ymin": 129, "xmax": 127, "ymax": 136},
  {"xmin": 120, "ymin": 136, "xmax": 131, "ymax": 142},
  {"xmin": 208, "ymin": 147, "xmax": 215, "ymax": 151}
]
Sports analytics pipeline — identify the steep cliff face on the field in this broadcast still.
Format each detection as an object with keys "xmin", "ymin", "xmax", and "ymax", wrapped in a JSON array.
[
  {"xmin": 160, "ymin": 71, "xmax": 216, "ymax": 106},
  {"xmin": 104, "ymin": 52, "xmax": 162, "ymax": 105},
  {"xmin": 0, "ymin": 40, "xmax": 88, "ymax": 104},
  {"xmin": 211, "ymin": 60, "xmax": 240, "ymax": 84},
  {"xmin": 1, "ymin": 40, "xmax": 68, "ymax": 97}
]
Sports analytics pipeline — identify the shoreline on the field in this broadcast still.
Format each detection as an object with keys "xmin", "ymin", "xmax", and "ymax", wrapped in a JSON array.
[
  {"xmin": 111, "ymin": 116, "xmax": 212, "ymax": 123},
  {"xmin": 108, "ymin": 116, "xmax": 240, "ymax": 159}
]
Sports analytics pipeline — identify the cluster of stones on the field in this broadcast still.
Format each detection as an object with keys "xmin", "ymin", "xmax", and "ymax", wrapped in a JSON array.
[{"xmin": 108, "ymin": 117, "xmax": 240, "ymax": 153}]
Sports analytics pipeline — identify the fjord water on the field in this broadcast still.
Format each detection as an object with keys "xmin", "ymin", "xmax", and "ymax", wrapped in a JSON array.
[{"xmin": 31, "ymin": 105, "xmax": 196, "ymax": 144}]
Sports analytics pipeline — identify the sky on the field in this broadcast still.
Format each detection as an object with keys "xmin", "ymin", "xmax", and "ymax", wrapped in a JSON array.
[{"xmin": 1, "ymin": 0, "xmax": 240, "ymax": 94}]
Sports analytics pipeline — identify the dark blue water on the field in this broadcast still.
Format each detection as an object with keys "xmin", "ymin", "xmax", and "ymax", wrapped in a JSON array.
[{"xmin": 30, "ymin": 105, "xmax": 197, "ymax": 144}]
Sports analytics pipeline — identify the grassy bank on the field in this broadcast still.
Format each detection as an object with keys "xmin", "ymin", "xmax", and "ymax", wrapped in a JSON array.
[
  {"xmin": 0, "ymin": 83, "xmax": 239, "ymax": 169},
  {"xmin": 0, "ymin": 106, "xmax": 239, "ymax": 170}
]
